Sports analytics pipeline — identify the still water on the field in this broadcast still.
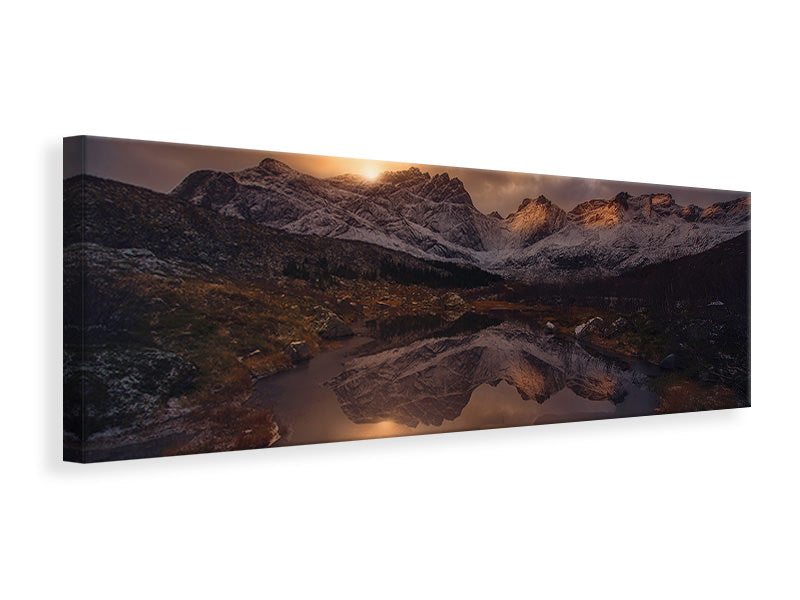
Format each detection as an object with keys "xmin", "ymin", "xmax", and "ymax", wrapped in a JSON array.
[{"xmin": 254, "ymin": 321, "xmax": 658, "ymax": 446}]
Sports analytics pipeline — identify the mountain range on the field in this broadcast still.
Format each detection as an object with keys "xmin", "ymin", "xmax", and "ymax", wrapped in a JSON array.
[{"xmin": 171, "ymin": 159, "xmax": 750, "ymax": 282}]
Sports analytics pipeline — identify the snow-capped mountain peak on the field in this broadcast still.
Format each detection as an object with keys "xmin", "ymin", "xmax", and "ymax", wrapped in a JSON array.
[
  {"xmin": 507, "ymin": 195, "xmax": 568, "ymax": 244},
  {"xmin": 171, "ymin": 159, "xmax": 750, "ymax": 283}
]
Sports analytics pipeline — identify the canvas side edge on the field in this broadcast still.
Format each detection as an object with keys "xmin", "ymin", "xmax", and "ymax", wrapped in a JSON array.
[{"xmin": 63, "ymin": 136, "xmax": 87, "ymax": 463}]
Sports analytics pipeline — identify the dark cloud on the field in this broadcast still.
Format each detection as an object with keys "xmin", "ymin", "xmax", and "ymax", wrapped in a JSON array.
[
  {"xmin": 448, "ymin": 167, "xmax": 748, "ymax": 216},
  {"xmin": 71, "ymin": 136, "xmax": 748, "ymax": 216}
]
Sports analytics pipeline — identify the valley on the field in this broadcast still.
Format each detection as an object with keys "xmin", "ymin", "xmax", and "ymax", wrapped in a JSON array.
[{"xmin": 64, "ymin": 158, "xmax": 750, "ymax": 461}]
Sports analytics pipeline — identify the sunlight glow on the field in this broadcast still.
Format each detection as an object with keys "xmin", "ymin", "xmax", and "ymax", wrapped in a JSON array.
[{"xmin": 361, "ymin": 164, "xmax": 381, "ymax": 180}]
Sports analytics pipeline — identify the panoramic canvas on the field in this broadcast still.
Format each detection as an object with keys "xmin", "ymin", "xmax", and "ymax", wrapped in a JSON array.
[{"xmin": 63, "ymin": 136, "xmax": 751, "ymax": 462}]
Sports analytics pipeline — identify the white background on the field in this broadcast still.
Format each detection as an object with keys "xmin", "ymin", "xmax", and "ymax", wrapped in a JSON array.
[{"xmin": 2, "ymin": 1, "xmax": 797, "ymax": 598}]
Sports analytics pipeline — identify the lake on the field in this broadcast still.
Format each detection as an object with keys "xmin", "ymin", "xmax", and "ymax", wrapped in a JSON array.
[{"xmin": 254, "ymin": 319, "xmax": 659, "ymax": 447}]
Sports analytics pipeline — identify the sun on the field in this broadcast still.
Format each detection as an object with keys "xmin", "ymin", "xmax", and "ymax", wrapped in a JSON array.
[{"xmin": 361, "ymin": 163, "xmax": 381, "ymax": 180}]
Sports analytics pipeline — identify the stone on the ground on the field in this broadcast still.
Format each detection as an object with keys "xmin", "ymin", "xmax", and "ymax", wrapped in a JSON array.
[
  {"xmin": 442, "ymin": 292, "xmax": 465, "ymax": 307},
  {"xmin": 286, "ymin": 341, "xmax": 312, "ymax": 362},
  {"xmin": 316, "ymin": 313, "xmax": 353, "ymax": 339},
  {"xmin": 606, "ymin": 316, "xmax": 632, "ymax": 336},
  {"xmin": 659, "ymin": 353, "xmax": 679, "ymax": 370},
  {"xmin": 575, "ymin": 317, "xmax": 604, "ymax": 339}
]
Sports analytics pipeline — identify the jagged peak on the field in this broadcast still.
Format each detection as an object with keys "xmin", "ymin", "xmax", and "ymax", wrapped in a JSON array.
[
  {"xmin": 377, "ymin": 171, "xmax": 471, "ymax": 207},
  {"xmin": 378, "ymin": 166, "xmax": 431, "ymax": 185},
  {"xmin": 699, "ymin": 195, "xmax": 751, "ymax": 222},
  {"xmin": 644, "ymin": 192, "xmax": 673, "ymax": 206},
  {"xmin": 622, "ymin": 192, "xmax": 675, "ymax": 218},
  {"xmin": 488, "ymin": 210, "xmax": 503, "ymax": 219},
  {"xmin": 570, "ymin": 193, "xmax": 630, "ymax": 215},
  {"xmin": 254, "ymin": 157, "xmax": 297, "ymax": 175},
  {"xmin": 429, "ymin": 173, "xmax": 473, "ymax": 205},
  {"xmin": 171, "ymin": 169, "xmax": 237, "ymax": 200},
  {"xmin": 568, "ymin": 195, "xmax": 627, "ymax": 227},
  {"xmin": 706, "ymin": 195, "xmax": 750, "ymax": 211},
  {"xmin": 424, "ymin": 171, "xmax": 468, "ymax": 190},
  {"xmin": 611, "ymin": 191, "xmax": 631, "ymax": 204},
  {"xmin": 327, "ymin": 173, "xmax": 365, "ymax": 184},
  {"xmin": 517, "ymin": 195, "xmax": 552, "ymax": 212}
]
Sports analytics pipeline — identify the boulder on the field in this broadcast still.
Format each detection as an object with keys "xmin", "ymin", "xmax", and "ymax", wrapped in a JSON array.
[
  {"xmin": 575, "ymin": 317, "xmax": 604, "ymax": 339},
  {"xmin": 606, "ymin": 316, "xmax": 632, "ymax": 336},
  {"xmin": 316, "ymin": 313, "xmax": 353, "ymax": 340},
  {"xmin": 442, "ymin": 292, "xmax": 465, "ymax": 307},
  {"xmin": 286, "ymin": 341, "xmax": 312, "ymax": 363},
  {"xmin": 544, "ymin": 321, "xmax": 556, "ymax": 334},
  {"xmin": 659, "ymin": 353, "xmax": 680, "ymax": 370}
]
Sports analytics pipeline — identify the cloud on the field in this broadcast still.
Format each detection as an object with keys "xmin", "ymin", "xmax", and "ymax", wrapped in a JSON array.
[{"xmin": 76, "ymin": 136, "xmax": 747, "ymax": 216}]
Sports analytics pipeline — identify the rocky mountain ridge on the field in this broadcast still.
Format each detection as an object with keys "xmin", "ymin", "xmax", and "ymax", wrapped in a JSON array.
[
  {"xmin": 65, "ymin": 175, "xmax": 499, "ymax": 288},
  {"xmin": 171, "ymin": 159, "xmax": 750, "ymax": 282}
]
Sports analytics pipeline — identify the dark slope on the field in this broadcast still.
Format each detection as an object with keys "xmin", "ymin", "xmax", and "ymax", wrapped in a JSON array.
[
  {"xmin": 64, "ymin": 175, "xmax": 499, "ymax": 287},
  {"xmin": 581, "ymin": 231, "xmax": 750, "ymax": 312},
  {"xmin": 504, "ymin": 232, "xmax": 750, "ymax": 312}
]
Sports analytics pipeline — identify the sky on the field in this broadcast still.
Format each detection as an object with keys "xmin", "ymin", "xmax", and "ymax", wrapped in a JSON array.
[{"xmin": 68, "ymin": 136, "xmax": 748, "ymax": 217}]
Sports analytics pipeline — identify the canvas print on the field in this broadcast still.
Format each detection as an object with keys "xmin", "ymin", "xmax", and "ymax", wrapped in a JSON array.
[{"xmin": 63, "ymin": 136, "xmax": 750, "ymax": 462}]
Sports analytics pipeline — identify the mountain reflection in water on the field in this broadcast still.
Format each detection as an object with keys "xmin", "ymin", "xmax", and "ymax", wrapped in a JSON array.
[{"xmin": 255, "ymin": 321, "xmax": 658, "ymax": 447}]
